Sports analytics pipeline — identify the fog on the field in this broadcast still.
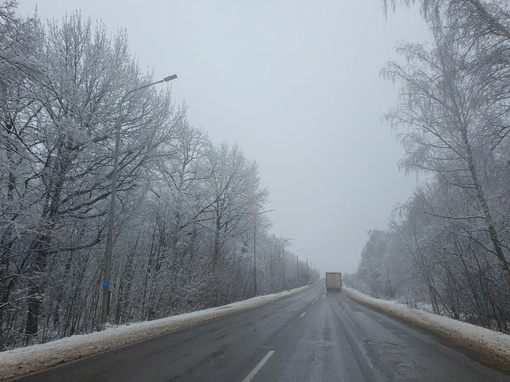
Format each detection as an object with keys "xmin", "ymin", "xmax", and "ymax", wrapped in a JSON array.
[{"xmin": 17, "ymin": 0, "xmax": 428, "ymax": 274}]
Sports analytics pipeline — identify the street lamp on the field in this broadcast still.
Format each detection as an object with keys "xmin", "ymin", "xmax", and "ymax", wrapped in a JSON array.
[
  {"xmin": 101, "ymin": 74, "xmax": 178, "ymax": 327},
  {"xmin": 280, "ymin": 237, "xmax": 294, "ymax": 290},
  {"xmin": 296, "ymin": 248, "xmax": 305, "ymax": 287},
  {"xmin": 307, "ymin": 255, "xmax": 317, "ymax": 282},
  {"xmin": 253, "ymin": 209, "xmax": 274, "ymax": 296}
]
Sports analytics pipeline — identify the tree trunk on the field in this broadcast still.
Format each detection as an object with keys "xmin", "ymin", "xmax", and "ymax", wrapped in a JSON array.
[
  {"xmin": 462, "ymin": 128, "xmax": 510, "ymax": 288},
  {"xmin": 24, "ymin": 233, "xmax": 50, "ymax": 342}
]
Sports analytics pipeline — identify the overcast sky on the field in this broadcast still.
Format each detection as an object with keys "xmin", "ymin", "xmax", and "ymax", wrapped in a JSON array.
[{"xmin": 17, "ymin": 0, "xmax": 429, "ymax": 274}]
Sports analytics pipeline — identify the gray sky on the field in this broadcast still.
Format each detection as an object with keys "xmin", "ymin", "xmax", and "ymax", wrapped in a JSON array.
[{"xmin": 17, "ymin": 0, "xmax": 428, "ymax": 274}]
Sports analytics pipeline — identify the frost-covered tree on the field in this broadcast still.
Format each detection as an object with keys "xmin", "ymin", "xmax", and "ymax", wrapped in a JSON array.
[
  {"xmin": 203, "ymin": 143, "xmax": 268, "ymax": 267},
  {"xmin": 199, "ymin": 142, "xmax": 269, "ymax": 304},
  {"xmin": 381, "ymin": 10, "xmax": 510, "ymax": 288},
  {"xmin": 356, "ymin": 230, "xmax": 394, "ymax": 297},
  {"xmin": 352, "ymin": 0, "xmax": 510, "ymax": 333},
  {"xmin": 383, "ymin": 0, "xmax": 510, "ymax": 39},
  {"xmin": 0, "ymin": 8, "xmax": 183, "ymax": 347},
  {"xmin": 0, "ymin": 0, "xmax": 45, "ymax": 349}
]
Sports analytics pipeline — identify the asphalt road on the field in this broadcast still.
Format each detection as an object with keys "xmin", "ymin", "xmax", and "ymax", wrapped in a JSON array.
[{"xmin": 15, "ymin": 282, "xmax": 509, "ymax": 381}]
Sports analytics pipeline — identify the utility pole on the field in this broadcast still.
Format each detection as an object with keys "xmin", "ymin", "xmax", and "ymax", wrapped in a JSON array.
[
  {"xmin": 253, "ymin": 209, "xmax": 274, "ymax": 296},
  {"xmin": 280, "ymin": 237, "xmax": 294, "ymax": 291},
  {"xmin": 282, "ymin": 246, "xmax": 285, "ymax": 290},
  {"xmin": 253, "ymin": 220, "xmax": 257, "ymax": 296},
  {"xmin": 101, "ymin": 74, "xmax": 177, "ymax": 327},
  {"xmin": 297, "ymin": 255, "xmax": 299, "ymax": 286}
]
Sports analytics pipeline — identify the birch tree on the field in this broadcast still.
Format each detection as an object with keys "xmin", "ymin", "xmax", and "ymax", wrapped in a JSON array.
[{"xmin": 381, "ymin": 11, "xmax": 510, "ymax": 287}]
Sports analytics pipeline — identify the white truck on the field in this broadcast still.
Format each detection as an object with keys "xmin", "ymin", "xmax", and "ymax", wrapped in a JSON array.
[{"xmin": 325, "ymin": 272, "xmax": 342, "ymax": 292}]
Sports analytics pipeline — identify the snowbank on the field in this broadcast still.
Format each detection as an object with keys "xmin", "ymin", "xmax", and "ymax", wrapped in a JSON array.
[
  {"xmin": 343, "ymin": 287, "xmax": 510, "ymax": 374},
  {"xmin": 0, "ymin": 286, "xmax": 308, "ymax": 380}
]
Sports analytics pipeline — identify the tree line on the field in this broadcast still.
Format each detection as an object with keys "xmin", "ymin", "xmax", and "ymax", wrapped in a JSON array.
[
  {"xmin": 0, "ymin": 2, "xmax": 317, "ymax": 350},
  {"xmin": 351, "ymin": 0, "xmax": 510, "ymax": 333}
]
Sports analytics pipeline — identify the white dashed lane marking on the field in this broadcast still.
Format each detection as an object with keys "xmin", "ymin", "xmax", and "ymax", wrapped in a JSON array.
[{"xmin": 241, "ymin": 350, "xmax": 275, "ymax": 382}]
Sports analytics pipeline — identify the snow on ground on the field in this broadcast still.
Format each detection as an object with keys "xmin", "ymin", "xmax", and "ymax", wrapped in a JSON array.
[
  {"xmin": 1, "ymin": 283, "xmax": 509, "ymax": 380},
  {"xmin": 343, "ymin": 287, "xmax": 510, "ymax": 374}
]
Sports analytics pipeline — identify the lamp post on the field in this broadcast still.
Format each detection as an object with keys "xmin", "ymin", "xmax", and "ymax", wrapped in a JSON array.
[
  {"xmin": 101, "ymin": 74, "xmax": 177, "ymax": 327},
  {"xmin": 280, "ymin": 238, "xmax": 294, "ymax": 290},
  {"xmin": 296, "ymin": 248, "xmax": 305, "ymax": 286},
  {"xmin": 253, "ymin": 209, "xmax": 274, "ymax": 296},
  {"xmin": 306, "ymin": 255, "xmax": 316, "ymax": 282}
]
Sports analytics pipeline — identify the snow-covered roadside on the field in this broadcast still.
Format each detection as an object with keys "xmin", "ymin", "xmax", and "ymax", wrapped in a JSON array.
[
  {"xmin": 0, "ymin": 286, "xmax": 309, "ymax": 380},
  {"xmin": 343, "ymin": 286, "xmax": 510, "ymax": 374}
]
